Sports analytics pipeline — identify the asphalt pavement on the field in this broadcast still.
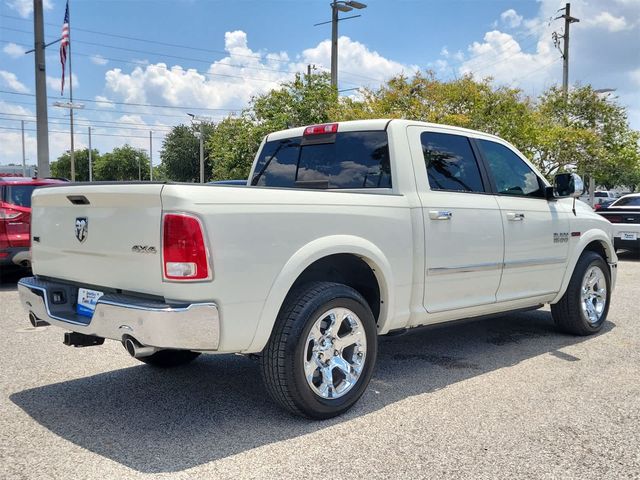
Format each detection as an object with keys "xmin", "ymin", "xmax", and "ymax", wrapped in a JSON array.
[{"xmin": 0, "ymin": 252, "xmax": 638, "ymax": 479}]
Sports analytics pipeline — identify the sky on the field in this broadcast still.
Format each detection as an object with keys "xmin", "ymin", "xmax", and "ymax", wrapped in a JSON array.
[{"xmin": 0, "ymin": 0, "xmax": 639, "ymax": 167}]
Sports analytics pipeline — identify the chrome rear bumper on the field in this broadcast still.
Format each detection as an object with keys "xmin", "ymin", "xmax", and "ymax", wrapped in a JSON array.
[{"xmin": 17, "ymin": 276, "xmax": 219, "ymax": 350}]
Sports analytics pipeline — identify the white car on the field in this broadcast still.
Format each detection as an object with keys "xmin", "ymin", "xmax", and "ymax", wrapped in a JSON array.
[
  {"xmin": 18, "ymin": 119, "xmax": 617, "ymax": 418},
  {"xmin": 596, "ymin": 193, "xmax": 640, "ymax": 253}
]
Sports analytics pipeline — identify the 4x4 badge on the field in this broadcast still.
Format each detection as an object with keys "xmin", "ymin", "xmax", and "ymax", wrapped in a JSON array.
[{"xmin": 75, "ymin": 217, "xmax": 88, "ymax": 243}]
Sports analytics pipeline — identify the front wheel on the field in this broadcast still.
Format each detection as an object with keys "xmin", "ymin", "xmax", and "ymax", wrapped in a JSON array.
[
  {"xmin": 260, "ymin": 281, "xmax": 378, "ymax": 419},
  {"xmin": 551, "ymin": 251, "xmax": 611, "ymax": 335}
]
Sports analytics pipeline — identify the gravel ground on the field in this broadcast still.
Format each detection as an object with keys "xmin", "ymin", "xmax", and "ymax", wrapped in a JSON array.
[{"xmin": 0, "ymin": 252, "xmax": 638, "ymax": 480}]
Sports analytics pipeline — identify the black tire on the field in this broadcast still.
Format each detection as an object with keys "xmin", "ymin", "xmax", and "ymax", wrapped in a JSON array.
[
  {"xmin": 136, "ymin": 349, "xmax": 201, "ymax": 368},
  {"xmin": 260, "ymin": 281, "xmax": 378, "ymax": 419},
  {"xmin": 551, "ymin": 251, "xmax": 611, "ymax": 336}
]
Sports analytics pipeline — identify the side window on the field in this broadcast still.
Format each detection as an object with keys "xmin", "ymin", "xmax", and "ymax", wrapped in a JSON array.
[
  {"xmin": 478, "ymin": 139, "xmax": 545, "ymax": 198},
  {"xmin": 421, "ymin": 132, "xmax": 485, "ymax": 193}
]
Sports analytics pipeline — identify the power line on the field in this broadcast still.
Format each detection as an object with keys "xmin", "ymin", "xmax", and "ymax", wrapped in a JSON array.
[
  {"xmin": 0, "ymin": 89, "xmax": 243, "ymax": 112},
  {"xmin": 0, "ymin": 114, "xmax": 175, "ymax": 132},
  {"xmin": 0, "ymin": 125, "xmax": 165, "ymax": 139}
]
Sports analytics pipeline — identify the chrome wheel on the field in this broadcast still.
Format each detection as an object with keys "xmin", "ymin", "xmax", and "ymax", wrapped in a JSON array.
[
  {"xmin": 303, "ymin": 307, "xmax": 367, "ymax": 399},
  {"xmin": 581, "ymin": 265, "xmax": 607, "ymax": 324}
]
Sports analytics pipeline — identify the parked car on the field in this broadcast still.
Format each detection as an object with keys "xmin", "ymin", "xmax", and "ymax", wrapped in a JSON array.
[
  {"xmin": 596, "ymin": 193, "xmax": 640, "ymax": 253},
  {"xmin": 17, "ymin": 120, "xmax": 617, "ymax": 419},
  {"xmin": 0, "ymin": 176, "xmax": 65, "ymax": 269},
  {"xmin": 208, "ymin": 179, "xmax": 246, "ymax": 185},
  {"xmin": 594, "ymin": 199, "xmax": 615, "ymax": 211}
]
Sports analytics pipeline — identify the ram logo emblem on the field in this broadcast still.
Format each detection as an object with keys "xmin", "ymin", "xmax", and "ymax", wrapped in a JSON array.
[{"xmin": 75, "ymin": 217, "xmax": 88, "ymax": 243}]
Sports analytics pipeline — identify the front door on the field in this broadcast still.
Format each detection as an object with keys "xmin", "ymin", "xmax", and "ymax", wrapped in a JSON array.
[{"xmin": 475, "ymin": 139, "xmax": 570, "ymax": 301}]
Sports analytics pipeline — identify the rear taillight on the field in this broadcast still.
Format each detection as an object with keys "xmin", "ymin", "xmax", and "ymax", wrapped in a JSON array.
[
  {"xmin": 606, "ymin": 215, "xmax": 623, "ymax": 223},
  {"xmin": 0, "ymin": 204, "xmax": 22, "ymax": 220},
  {"xmin": 303, "ymin": 123, "xmax": 338, "ymax": 136},
  {"xmin": 162, "ymin": 213, "xmax": 211, "ymax": 281}
]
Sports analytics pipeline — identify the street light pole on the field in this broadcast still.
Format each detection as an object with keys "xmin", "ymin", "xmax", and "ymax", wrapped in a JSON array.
[
  {"xmin": 331, "ymin": 1, "xmax": 339, "ymax": 88},
  {"xmin": 187, "ymin": 113, "xmax": 213, "ymax": 183},
  {"xmin": 317, "ymin": 1, "xmax": 367, "ymax": 89},
  {"xmin": 88, "ymin": 126, "xmax": 92, "ymax": 181},
  {"xmin": 149, "ymin": 131, "xmax": 153, "ymax": 181}
]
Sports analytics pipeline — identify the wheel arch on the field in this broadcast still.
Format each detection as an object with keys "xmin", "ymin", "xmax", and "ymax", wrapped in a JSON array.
[
  {"xmin": 244, "ymin": 235, "xmax": 394, "ymax": 353},
  {"xmin": 551, "ymin": 229, "xmax": 617, "ymax": 304}
]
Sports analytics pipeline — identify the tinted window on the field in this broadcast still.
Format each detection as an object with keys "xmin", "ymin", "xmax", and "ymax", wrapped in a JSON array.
[
  {"xmin": 421, "ymin": 132, "xmax": 484, "ymax": 193},
  {"xmin": 613, "ymin": 196, "xmax": 640, "ymax": 207},
  {"xmin": 4, "ymin": 185, "xmax": 37, "ymax": 207},
  {"xmin": 478, "ymin": 140, "xmax": 544, "ymax": 197},
  {"xmin": 594, "ymin": 192, "xmax": 609, "ymax": 198},
  {"xmin": 251, "ymin": 131, "xmax": 391, "ymax": 189}
]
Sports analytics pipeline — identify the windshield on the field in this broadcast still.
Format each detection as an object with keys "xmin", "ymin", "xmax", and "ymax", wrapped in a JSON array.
[
  {"xmin": 251, "ymin": 131, "xmax": 391, "ymax": 189},
  {"xmin": 3, "ymin": 185, "xmax": 38, "ymax": 207}
]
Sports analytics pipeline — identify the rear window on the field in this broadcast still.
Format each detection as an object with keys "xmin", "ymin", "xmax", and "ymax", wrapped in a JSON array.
[
  {"xmin": 613, "ymin": 196, "xmax": 640, "ymax": 207},
  {"xmin": 3, "ymin": 185, "xmax": 38, "ymax": 207},
  {"xmin": 251, "ymin": 131, "xmax": 391, "ymax": 189}
]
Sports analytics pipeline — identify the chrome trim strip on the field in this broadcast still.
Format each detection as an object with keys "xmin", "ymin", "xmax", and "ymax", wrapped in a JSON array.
[
  {"xmin": 428, "ymin": 257, "xmax": 566, "ymax": 275},
  {"xmin": 428, "ymin": 262, "xmax": 503, "ymax": 275},
  {"xmin": 503, "ymin": 257, "xmax": 566, "ymax": 269}
]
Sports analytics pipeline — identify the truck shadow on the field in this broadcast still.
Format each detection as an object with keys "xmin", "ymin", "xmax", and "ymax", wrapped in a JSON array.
[
  {"xmin": 0, "ymin": 268, "xmax": 26, "ymax": 291},
  {"xmin": 10, "ymin": 309, "xmax": 612, "ymax": 473}
]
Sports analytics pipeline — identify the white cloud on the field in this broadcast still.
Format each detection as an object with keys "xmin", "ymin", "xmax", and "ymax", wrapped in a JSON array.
[
  {"xmin": 46, "ymin": 73, "xmax": 79, "ymax": 93},
  {"xmin": 5, "ymin": 0, "xmax": 52, "ymax": 18},
  {"xmin": 500, "ymin": 9, "xmax": 523, "ymax": 28},
  {"xmin": 0, "ymin": 70, "xmax": 29, "ymax": 93},
  {"xmin": 94, "ymin": 95, "xmax": 115, "ymax": 108},
  {"xmin": 584, "ymin": 11, "xmax": 631, "ymax": 32},
  {"xmin": 90, "ymin": 55, "xmax": 108, "ymax": 66},
  {"xmin": 2, "ymin": 43, "xmax": 26, "ymax": 58},
  {"xmin": 0, "ymin": 100, "xmax": 32, "ymax": 116}
]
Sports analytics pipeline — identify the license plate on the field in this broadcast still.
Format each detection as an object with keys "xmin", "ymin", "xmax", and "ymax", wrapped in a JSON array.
[
  {"xmin": 621, "ymin": 232, "xmax": 637, "ymax": 241},
  {"xmin": 77, "ymin": 288, "xmax": 104, "ymax": 318}
]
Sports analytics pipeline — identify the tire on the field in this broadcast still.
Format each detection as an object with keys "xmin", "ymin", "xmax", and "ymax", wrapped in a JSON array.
[
  {"xmin": 551, "ymin": 251, "xmax": 611, "ymax": 336},
  {"xmin": 260, "ymin": 281, "xmax": 378, "ymax": 419},
  {"xmin": 136, "ymin": 349, "xmax": 201, "ymax": 368}
]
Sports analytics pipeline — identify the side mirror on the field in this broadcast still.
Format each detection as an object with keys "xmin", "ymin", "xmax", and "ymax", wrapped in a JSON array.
[{"xmin": 553, "ymin": 173, "xmax": 584, "ymax": 198}]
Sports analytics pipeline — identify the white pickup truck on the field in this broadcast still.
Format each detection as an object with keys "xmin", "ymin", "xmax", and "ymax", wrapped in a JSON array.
[{"xmin": 18, "ymin": 119, "xmax": 617, "ymax": 419}]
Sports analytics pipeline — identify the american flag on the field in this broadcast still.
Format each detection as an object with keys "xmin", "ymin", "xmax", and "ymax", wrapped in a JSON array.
[{"xmin": 59, "ymin": 0, "xmax": 70, "ymax": 95}]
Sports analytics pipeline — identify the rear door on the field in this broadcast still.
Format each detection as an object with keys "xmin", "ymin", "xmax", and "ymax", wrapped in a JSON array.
[
  {"xmin": 475, "ymin": 139, "xmax": 570, "ymax": 301},
  {"xmin": 408, "ymin": 127, "xmax": 504, "ymax": 313}
]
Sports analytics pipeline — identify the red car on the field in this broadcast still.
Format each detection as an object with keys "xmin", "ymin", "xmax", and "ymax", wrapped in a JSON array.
[{"xmin": 0, "ymin": 176, "xmax": 66, "ymax": 269}]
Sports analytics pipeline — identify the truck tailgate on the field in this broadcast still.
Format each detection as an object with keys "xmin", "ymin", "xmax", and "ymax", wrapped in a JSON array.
[{"xmin": 30, "ymin": 184, "xmax": 164, "ymax": 296}]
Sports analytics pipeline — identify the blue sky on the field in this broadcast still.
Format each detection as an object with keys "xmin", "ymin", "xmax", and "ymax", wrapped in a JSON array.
[{"xmin": 1, "ymin": 0, "xmax": 638, "ymax": 165}]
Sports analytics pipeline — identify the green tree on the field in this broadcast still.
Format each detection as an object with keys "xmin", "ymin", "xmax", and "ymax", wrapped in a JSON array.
[
  {"xmin": 208, "ymin": 116, "xmax": 266, "ymax": 181},
  {"xmin": 94, "ymin": 145, "xmax": 150, "ymax": 181},
  {"xmin": 50, "ymin": 148, "xmax": 100, "ymax": 181},
  {"xmin": 159, "ymin": 123, "xmax": 215, "ymax": 182}
]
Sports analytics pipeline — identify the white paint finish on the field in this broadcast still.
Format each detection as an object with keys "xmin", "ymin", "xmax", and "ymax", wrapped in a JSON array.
[
  {"xmin": 27, "ymin": 120, "xmax": 618, "ymax": 353},
  {"xmin": 494, "ymin": 195, "xmax": 571, "ymax": 301}
]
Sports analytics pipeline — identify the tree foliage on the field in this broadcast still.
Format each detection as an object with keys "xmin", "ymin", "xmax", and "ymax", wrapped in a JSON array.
[
  {"xmin": 160, "ymin": 72, "xmax": 640, "ymax": 190},
  {"xmin": 159, "ymin": 123, "xmax": 215, "ymax": 182},
  {"xmin": 50, "ymin": 148, "xmax": 100, "ymax": 181},
  {"xmin": 94, "ymin": 145, "xmax": 150, "ymax": 181}
]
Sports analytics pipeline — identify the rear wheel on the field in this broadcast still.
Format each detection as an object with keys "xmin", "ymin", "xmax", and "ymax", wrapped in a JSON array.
[
  {"xmin": 261, "ymin": 281, "xmax": 378, "ymax": 419},
  {"xmin": 136, "ymin": 349, "xmax": 201, "ymax": 368},
  {"xmin": 551, "ymin": 251, "xmax": 611, "ymax": 335}
]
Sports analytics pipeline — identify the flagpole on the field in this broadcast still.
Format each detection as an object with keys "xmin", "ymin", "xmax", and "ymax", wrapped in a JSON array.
[{"xmin": 68, "ymin": 1, "xmax": 75, "ymax": 182}]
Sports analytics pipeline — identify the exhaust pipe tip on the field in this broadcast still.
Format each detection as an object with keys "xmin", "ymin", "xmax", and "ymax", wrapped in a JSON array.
[
  {"xmin": 123, "ymin": 336, "xmax": 158, "ymax": 358},
  {"xmin": 29, "ymin": 312, "xmax": 49, "ymax": 328}
]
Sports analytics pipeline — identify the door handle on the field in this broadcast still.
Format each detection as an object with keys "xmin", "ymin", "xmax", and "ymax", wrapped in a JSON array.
[
  {"xmin": 507, "ymin": 212, "xmax": 525, "ymax": 221},
  {"xmin": 429, "ymin": 210, "xmax": 452, "ymax": 220}
]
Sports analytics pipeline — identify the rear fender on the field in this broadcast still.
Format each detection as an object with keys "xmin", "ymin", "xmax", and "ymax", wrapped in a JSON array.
[{"xmin": 244, "ymin": 235, "xmax": 393, "ymax": 353}]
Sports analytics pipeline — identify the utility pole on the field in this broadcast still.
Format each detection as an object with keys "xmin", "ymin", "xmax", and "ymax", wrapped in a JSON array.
[
  {"xmin": 88, "ymin": 126, "xmax": 92, "ymax": 181},
  {"xmin": 149, "ymin": 131, "xmax": 153, "ymax": 181},
  {"xmin": 32, "ymin": 0, "xmax": 50, "ymax": 178},
  {"xmin": 554, "ymin": 3, "xmax": 580, "ymax": 95},
  {"xmin": 21, "ymin": 120, "xmax": 26, "ymax": 177}
]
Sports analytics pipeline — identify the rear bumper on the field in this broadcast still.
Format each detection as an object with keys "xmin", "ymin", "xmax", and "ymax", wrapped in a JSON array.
[{"xmin": 17, "ymin": 276, "xmax": 220, "ymax": 350}]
